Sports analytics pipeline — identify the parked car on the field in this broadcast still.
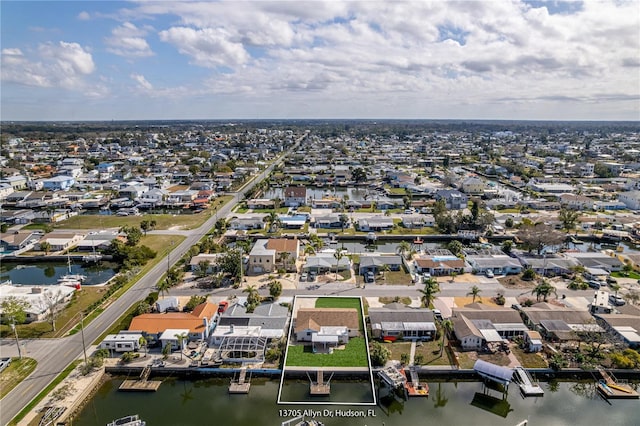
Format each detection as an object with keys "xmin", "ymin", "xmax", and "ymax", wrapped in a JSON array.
[
  {"xmin": 365, "ymin": 271, "xmax": 375, "ymax": 283},
  {"xmin": 587, "ymin": 280, "xmax": 601, "ymax": 289},
  {"xmin": 309, "ymin": 271, "xmax": 317, "ymax": 282},
  {"xmin": 300, "ymin": 272, "xmax": 308, "ymax": 282},
  {"xmin": 609, "ymin": 294, "xmax": 626, "ymax": 306},
  {"xmin": 432, "ymin": 309, "xmax": 443, "ymax": 321},
  {"xmin": 0, "ymin": 357, "xmax": 11, "ymax": 373},
  {"xmin": 606, "ymin": 276, "xmax": 618, "ymax": 285},
  {"xmin": 485, "ymin": 270, "xmax": 494, "ymax": 278}
]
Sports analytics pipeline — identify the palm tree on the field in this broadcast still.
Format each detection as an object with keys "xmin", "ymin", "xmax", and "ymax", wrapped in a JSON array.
[
  {"xmin": 419, "ymin": 278, "xmax": 440, "ymax": 308},
  {"xmin": 333, "ymin": 249, "xmax": 346, "ymax": 281},
  {"xmin": 157, "ymin": 278, "xmax": 171, "ymax": 297},
  {"xmin": 440, "ymin": 319, "xmax": 453, "ymax": 356},
  {"xmin": 396, "ymin": 241, "xmax": 411, "ymax": 260},
  {"xmin": 174, "ymin": 332, "xmax": 188, "ymax": 360},
  {"xmin": 467, "ymin": 285, "xmax": 482, "ymax": 303},
  {"xmin": 278, "ymin": 251, "xmax": 291, "ymax": 271},
  {"xmin": 531, "ymin": 279, "xmax": 557, "ymax": 302},
  {"xmin": 243, "ymin": 284, "xmax": 260, "ymax": 312},
  {"xmin": 264, "ymin": 211, "xmax": 280, "ymax": 233},
  {"xmin": 139, "ymin": 336, "xmax": 148, "ymax": 357},
  {"xmin": 609, "ymin": 283, "xmax": 621, "ymax": 297},
  {"xmin": 40, "ymin": 241, "xmax": 51, "ymax": 255}
]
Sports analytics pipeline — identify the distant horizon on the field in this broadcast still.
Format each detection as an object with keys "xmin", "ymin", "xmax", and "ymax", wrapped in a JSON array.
[
  {"xmin": 2, "ymin": 117, "xmax": 639, "ymax": 124},
  {"xmin": 2, "ymin": 1, "xmax": 639, "ymax": 121}
]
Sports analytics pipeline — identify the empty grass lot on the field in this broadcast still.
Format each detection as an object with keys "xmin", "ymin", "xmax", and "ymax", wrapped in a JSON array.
[{"xmin": 53, "ymin": 212, "xmax": 207, "ymax": 231}]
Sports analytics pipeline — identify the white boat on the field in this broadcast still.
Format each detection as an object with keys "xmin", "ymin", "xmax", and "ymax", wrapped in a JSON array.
[
  {"xmin": 107, "ymin": 414, "xmax": 146, "ymax": 426},
  {"xmin": 58, "ymin": 255, "xmax": 86, "ymax": 287}
]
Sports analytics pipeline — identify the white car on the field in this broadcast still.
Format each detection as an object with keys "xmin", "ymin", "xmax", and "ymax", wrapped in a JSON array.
[{"xmin": 485, "ymin": 270, "xmax": 494, "ymax": 278}]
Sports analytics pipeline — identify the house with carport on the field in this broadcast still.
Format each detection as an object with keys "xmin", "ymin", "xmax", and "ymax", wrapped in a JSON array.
[
  {"xmin": 451, "ymin": 303, "xmax": 529, "ymax": 351},
  {"xmin": 368, "ymin": 303, "xmax": 436, "ymax": 341}
]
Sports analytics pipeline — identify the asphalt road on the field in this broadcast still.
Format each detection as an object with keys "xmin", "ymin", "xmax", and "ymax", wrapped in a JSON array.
[{"xmin": 0, "ymin": 134, "xmax": 307, "ymax": 424}]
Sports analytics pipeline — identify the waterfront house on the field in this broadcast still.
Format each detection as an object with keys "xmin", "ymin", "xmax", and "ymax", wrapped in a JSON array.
[
  {"xmin": 314, "ymin": 214, "xmax": 343, "ymax": 229},
  {"xmin": 520, "ymin": 302, "xmax": 603, "ymax": 347},
  {"xmin": 594, "ymin": 311, "xmax": 640, "ymax": 348},
  {"xmin": 294, "ymin": 308, "xmax": 360, "ymax": 351},
  {"xmin": 99, "ymin": 332, "xmax": 143, "ymax": 353},
  {"xmin": 414, "ymin": 250, "xmax": 466, "ymax": 276},
  {"xmin": 563, "ymin": 252, "xmax": 624, "ymax": 272},
  {"xmin": 278, "ymin": 215, "xmax": 307, "ymax": 229},
  {"xmin": 0, "ymin": 231, "xmax": 40, "ymax": 252},
  {"xmin": 303, "ymin": 252, "xmax": 351, "ymax": 274},
  {"xmin": 37, "ymin": 232, "xmax": 85, "ymax": 252},
  {"xmin": 211, "ymin": 299, "xmax": 290, "ymax": 345},
  {"xmin": 465, "ymin": 254, "xmax": 523, "ymax": 276},
  {"xmin": 283, "ymin": 186, "xmax": 307, "ymax": 207},
  {"xmin": 368, "ymin": 303, "xmax": 436, "ymax": 341},
  {"xmin": 248, "ymin": 238, "xmax": 299, "ymax": 274},
  {"xmin": 76, "ymin": 231, "xmax": 120, "ymax": 252},
  {"xmin": 358, "ymin": 254, "xmax": 404, "ymax": 275},
  {"xmin": 357, "ymin": 217, "xmax": 394, "ymax": 232},
  {"xmin": 452, "ymin": 303, "xmax": 529, "ymax": 351},
  {"xmin": 128, "ymin": 302, "xmax": 219, "ymax": 344},
  {"xmin": 0, "ymin": 283, "xmax": 76, "ymax": 323}
]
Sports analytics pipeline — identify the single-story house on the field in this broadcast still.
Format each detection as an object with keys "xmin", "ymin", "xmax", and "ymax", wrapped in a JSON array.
[
  {"xmin": 295, "ymin": 308, "xmax": 360, "ymax": 352},
  {"xmin": 0, "ymin": 283, "xmax": 76, "ymax": 323},
  {"xmin": 452, "ymin": 303, "xmax": 529, "ymax": 351},
  {"xmin": 563, "ymin": 252, "xmax": 624, "ymax": 272},
  {"xmin": 228, "ymin": 216, "xmax": 266, "ymax": 231},
  {"xmin": 358, "ymin": 254, "xmax": 404, "ymax": 275},
  {"xmin": 303, "ymin": 252, "xmax": 351, "ymax": 273},
  {"xmin": 357, "ymin": 217, "xmax": 394, "ymax": 232},
  {"xmin": 595, "ymin": 312, "xmax": 640, "ymax": 348},
  {"xmin": 0, "ymin": 231, "xmax": 40, "ymax": 252},
  {"xmin": 368, "ymin": 303, "xmax": 436, "ymax": 341},
  {"xmin": 190, "ymin": 253, "xmax": 223, "ymax": 274},
  {"xmin": 212, "ymin": 299, "xmax": 290, "ymax": 345},
  {"xmin": 520, "ymin": 302, "xmax": 603, "ymax": 346},
  {"xmin": 414, "ymin": 251, "xmax": 466, "ymax": 276},
  {"xmin": 36, "ymin": 232, "xmax": 85, "ymax": 252},
  {"xmin": 466, "ymin": 255, "xmax": 523, "ymax": 275},
  {"xmin": 99, "ymin": 332, "xmax": 143, "ymax": 353}
]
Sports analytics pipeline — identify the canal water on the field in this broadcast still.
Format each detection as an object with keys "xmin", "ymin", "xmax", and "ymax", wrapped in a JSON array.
[
  {"xmin": 0, "ymin": 262, "xmax": 117, "ymax": 286},
  {"xmin": 74, "ymin": 378, "xmax": 640, "ymax": 426}
]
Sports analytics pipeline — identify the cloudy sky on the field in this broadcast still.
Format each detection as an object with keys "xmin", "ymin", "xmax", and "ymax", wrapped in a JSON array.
[{"xmin": 1, "ymin": 1, "xmax": 639, "ymax": 121}]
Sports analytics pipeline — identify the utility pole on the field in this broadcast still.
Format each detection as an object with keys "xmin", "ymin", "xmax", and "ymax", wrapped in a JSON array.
[
  {"xmin": 11, "ymin": 319, "xmax": 22, "ymax": 359},
  {"xmin": 80, "ymin": 312, "xmax": 87, "ymax": 365}
]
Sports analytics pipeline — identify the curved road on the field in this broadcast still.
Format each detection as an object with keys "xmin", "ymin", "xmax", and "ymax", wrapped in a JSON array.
[{"xmin": 0, "ymin": 134, "xmax": 306, "ymax": 425}]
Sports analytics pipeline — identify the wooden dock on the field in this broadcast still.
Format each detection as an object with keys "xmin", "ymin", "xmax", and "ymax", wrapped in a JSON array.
[
  {"xmin": 229, "ymin": 367, "xmax": 251, "ymax": 394},
  {"xmin": 596, "ymin": 369, "xmax": 639, "ymax": 399},
  {"xmin": 118, "ymin": 366, "xmax": 161, "ymax": 391},
  {"xmin": 118, "ymin": 380, "xmax": 161, "ymax": 391},
  {"xmin": 309, "ymin": 370, "xmax": 331, "ymax": 395},
  {"xmin": 402, "ymin": 367, "xmax": 429, "ymax": 397}
]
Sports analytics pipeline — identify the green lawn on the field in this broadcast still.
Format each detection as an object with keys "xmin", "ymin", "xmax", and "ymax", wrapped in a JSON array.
[
  {"xmin": 612, "ymin": 271, "xmax": 640, "ymax": 280},
  {"xmin": 0, "ymin": 358, "xmax": 37, "ymax": 399},
  {"xmin": 511, "ymin": 346, "xmax": 548, "ymax": 368},
  {"xmin": 286, "ymin": 337, "xmax": 369, "ymax": 367}
]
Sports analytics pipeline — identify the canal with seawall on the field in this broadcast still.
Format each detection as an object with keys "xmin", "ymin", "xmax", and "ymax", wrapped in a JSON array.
[{"xmin": 73, "ymin": 376, "xmax": 640, "ymax": 426}]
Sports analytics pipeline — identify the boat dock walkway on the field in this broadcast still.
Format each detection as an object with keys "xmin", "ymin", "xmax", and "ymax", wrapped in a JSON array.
[
  {"xmin": 309, "ymin": 370, "xmax": 332, "ymax": 395},
  {"xmin": 229, "ymin": 367, "xmax": 251, "ymax": 394},
  {"xmin": 403, "ymin": 367, "xmax": 429, "ymax": 397},
  {"xmin": 513, "ymin": 367, "xmax": 544, "ymax": 397}
]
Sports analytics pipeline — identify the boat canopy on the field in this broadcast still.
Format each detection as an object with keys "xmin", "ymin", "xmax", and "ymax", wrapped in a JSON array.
[{"xmin": 473, "ymin": 359, "xmax": 513, "ymax": 386}]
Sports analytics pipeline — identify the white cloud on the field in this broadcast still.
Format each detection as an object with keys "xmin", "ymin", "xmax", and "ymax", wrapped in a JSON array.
[
  {"xmin": 1, "ymin": 41, "xmax": 95, "ymax": 90},
  {"xmin": 77, "ymin": 11, "xmax": 91, "ymax": 21},
  {"xmin": 130, "ymin": 73, "xmax": 153, "ymax": 90},
  {"xmin": 105, "ymin": 22, "xmax": 154, "ymax": 58},
  {"xmin": 158, "ymin": 27, "xmax": 249, "ymax": 68}
]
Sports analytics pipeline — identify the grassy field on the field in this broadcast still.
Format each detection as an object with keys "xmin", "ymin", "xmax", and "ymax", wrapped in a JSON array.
[
  {"xmin": 612, "ymin": 271, "xmax": 640, "ymax": 280},
  {"xmin": 0, "ymin": 358, "xmax": 37, "ymax": 399},
  {"xmin": 369, "ymin": 270, "xmax": 413, "ymax": 286},
  {"xmin": 53, "ymin": 212, "xmax": 207, "ymax": 231}
]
